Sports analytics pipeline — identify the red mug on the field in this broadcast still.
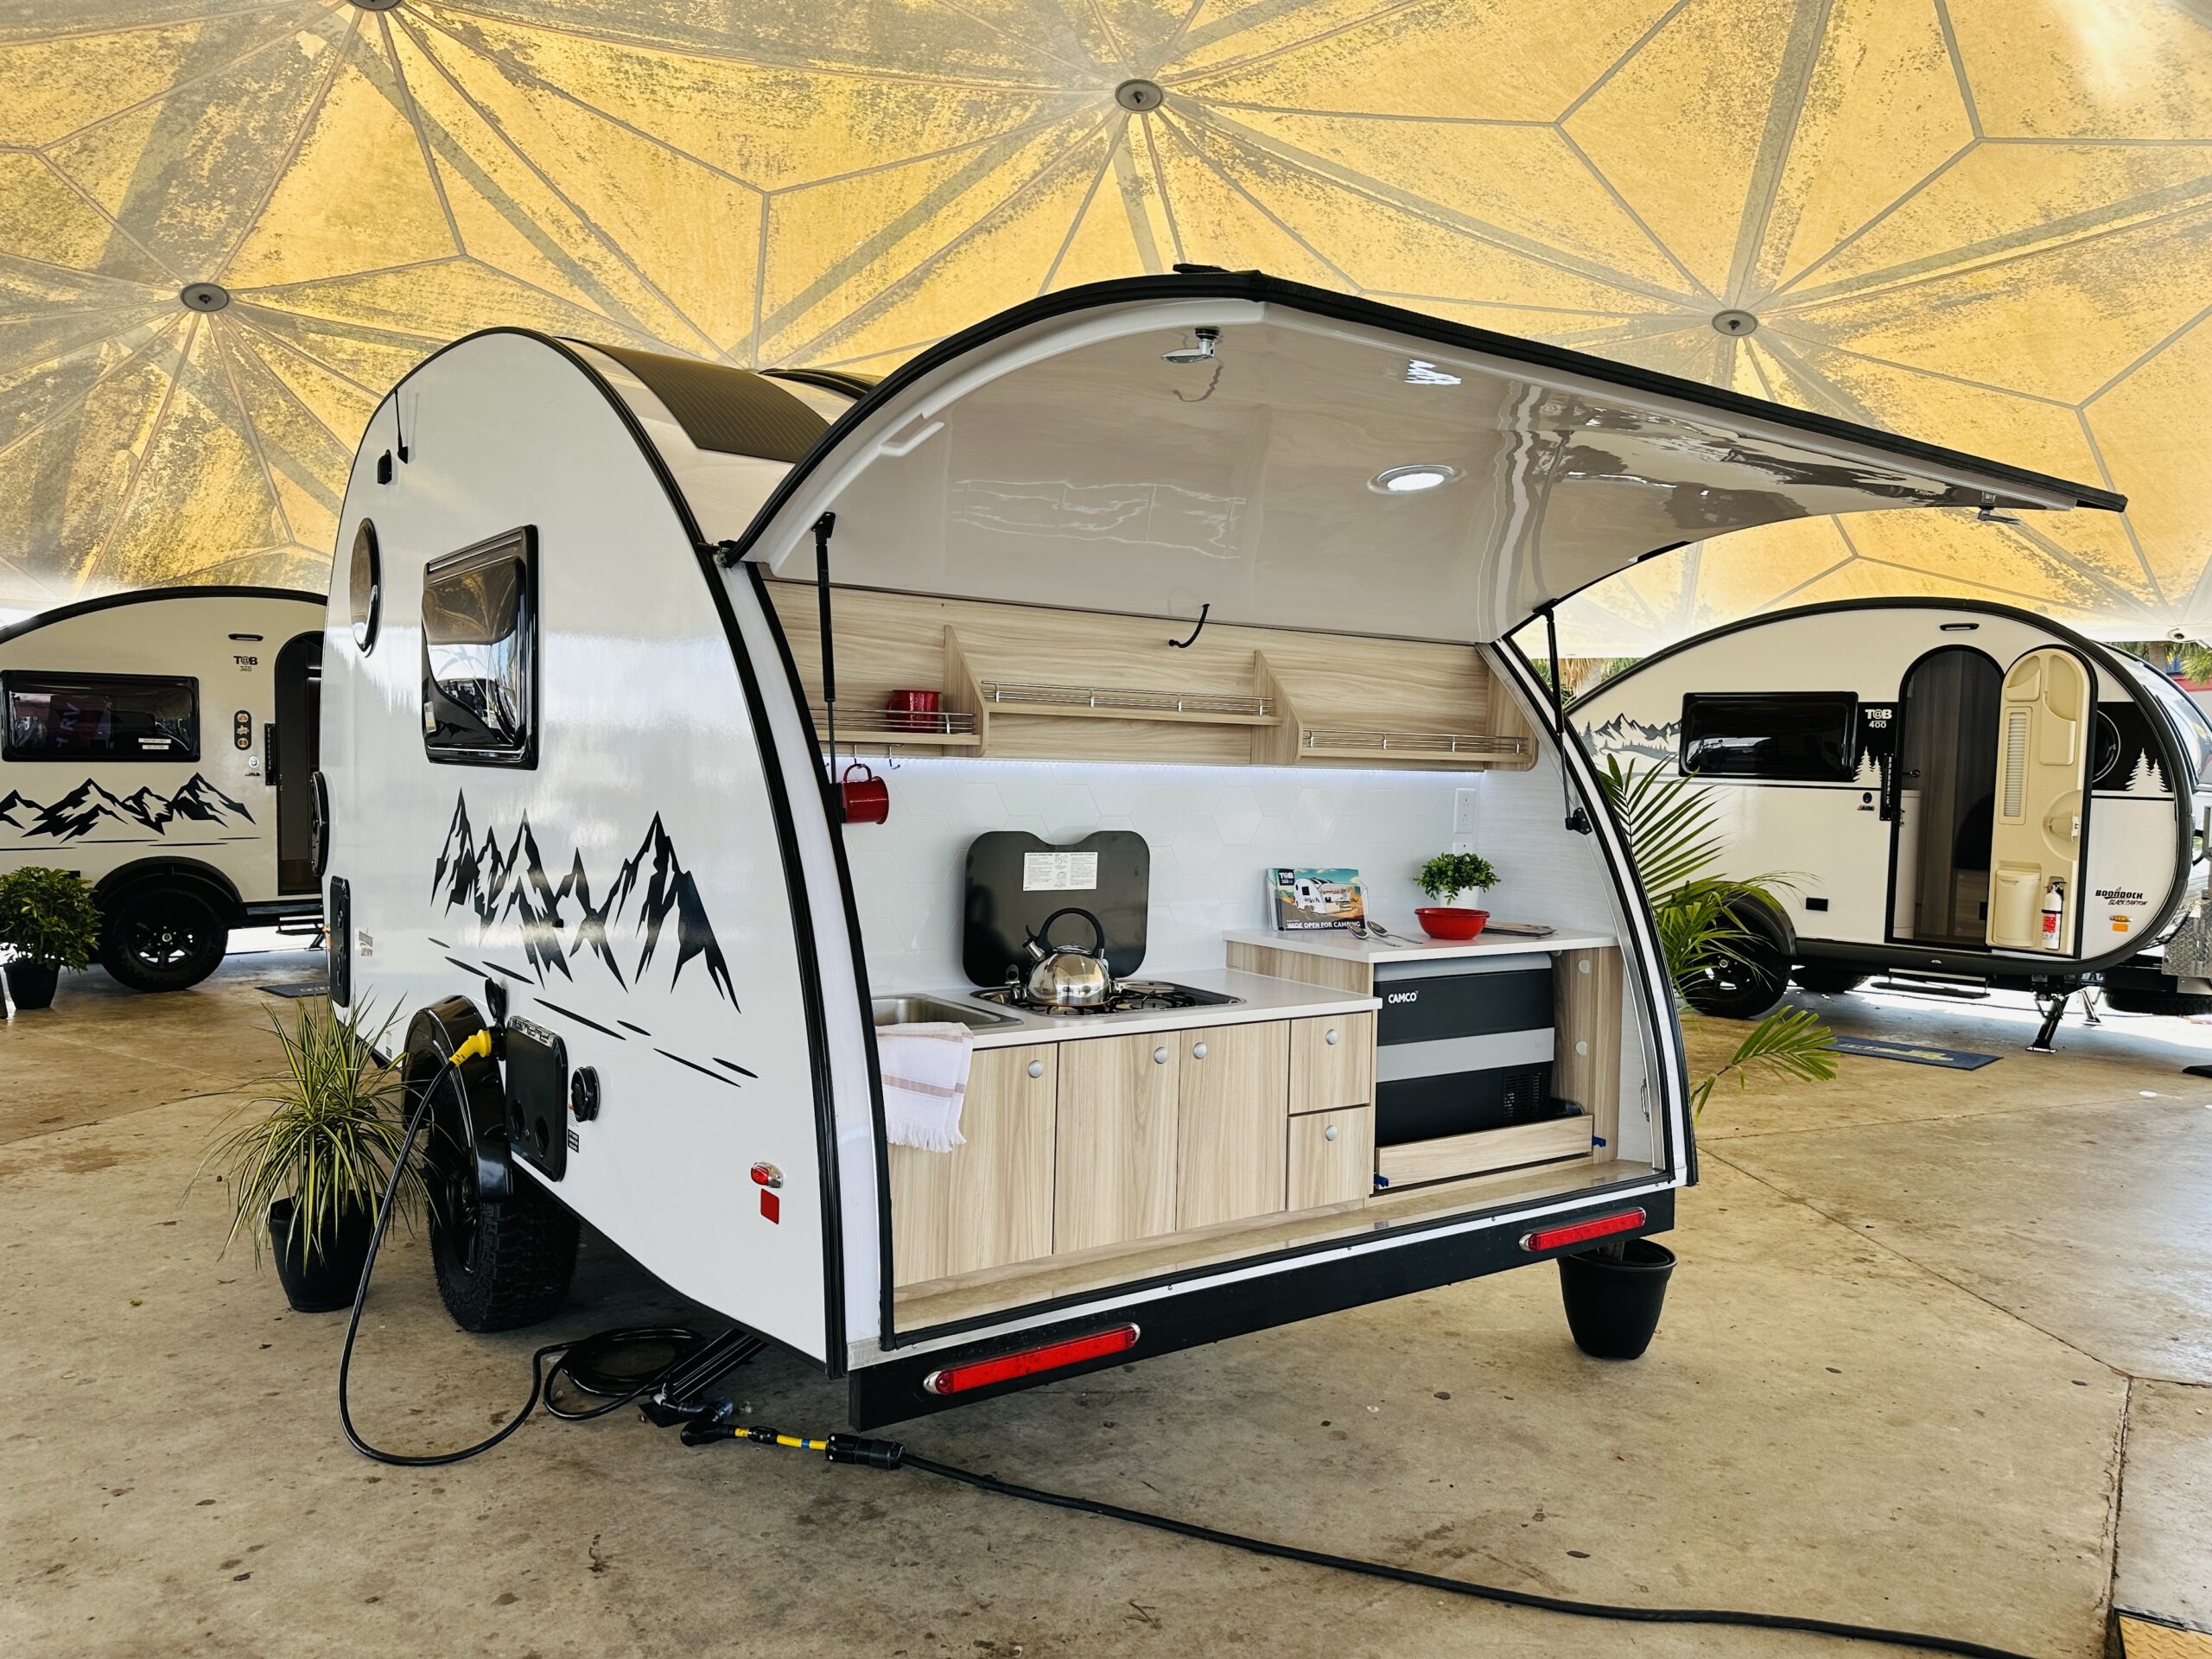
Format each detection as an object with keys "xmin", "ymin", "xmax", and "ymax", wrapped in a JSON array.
[
  {"xmin": 885, "ymin": 688, "xmax": 941, "ymax": 732},
  {"xmin": 840, "ymin": 761, "xmax": 889, "ymax": 824}
]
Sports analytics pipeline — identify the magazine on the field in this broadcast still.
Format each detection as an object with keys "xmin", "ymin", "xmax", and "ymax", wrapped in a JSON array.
[{"xmin": 1269, "ymin": 867, "xmax": 1364, "ymax": 931}]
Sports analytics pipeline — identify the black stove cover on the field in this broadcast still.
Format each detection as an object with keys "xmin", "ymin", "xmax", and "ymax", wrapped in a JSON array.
[{"xmin": 963, "ymin": 830, "xmax": 1149, "ymax": 988}]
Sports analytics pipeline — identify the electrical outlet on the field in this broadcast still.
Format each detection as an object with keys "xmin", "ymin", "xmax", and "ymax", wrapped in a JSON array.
[
  {"xmin": 1451, "ymin": 837, "xmax": 1475, "ymax": 855},
  {"xmin": 1452, "ymin": 788, "xmax": 1478, "ymax": 837}
]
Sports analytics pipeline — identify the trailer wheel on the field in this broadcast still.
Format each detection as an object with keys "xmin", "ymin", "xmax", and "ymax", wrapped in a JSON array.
[
  {"xmin": 427, "ymin": 1108, "xmax": 577, "ymax": 1334},
  {"xmin": 98, "ymin": 883, "xmax": 228, "ymax": 993},
  {"xmin": 2100, "ymin": 985, "xmax": 2212, "ymax": 1017},
  {"xmin": 1680, "ymin": 899, "xmax": 1790, "ymax": 1020},
  {"xmin": 1791, "ymin": 965, "xmax": 1868, "ymax": 996}
]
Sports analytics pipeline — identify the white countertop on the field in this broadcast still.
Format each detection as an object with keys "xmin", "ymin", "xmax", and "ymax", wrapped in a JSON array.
[
  {"xmin": 1224, "ymin": 925, "xmax": 1618, "ymax": 963},
  {"xmin": 890, "ymin": 966, "xmax": 1380, "ymax": 1049}
]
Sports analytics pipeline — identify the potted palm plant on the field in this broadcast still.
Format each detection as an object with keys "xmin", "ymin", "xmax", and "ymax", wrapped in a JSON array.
[
  {"xmin": 1558, "ymin": 758, "xmax": 1839, "ymax": 1360},
  {"xmin": 0, "ymin": 866, "xmax": 101, "ymax": 1012},
  {"xmin": 1414, "ymin": 850, "xmax": 1498, "ymax": 940},
  {"xmin": 201, "ymin": 1001, "xmax": 425, "ymax": 1313}
]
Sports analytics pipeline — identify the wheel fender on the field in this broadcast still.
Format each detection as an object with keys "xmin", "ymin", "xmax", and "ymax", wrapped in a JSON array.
[
  {"xmin": 403, "ymin": 996, "xmax": 514, "ymax": 1205},
  {"xmin": 93, "ymin": 858, "xmax": 245, "ymax": 925}
]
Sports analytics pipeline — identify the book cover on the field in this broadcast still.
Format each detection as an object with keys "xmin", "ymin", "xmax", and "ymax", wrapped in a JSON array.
[{"xmin": 1270, "ymin": 867, "xmax": 1364, "ymax": 931}]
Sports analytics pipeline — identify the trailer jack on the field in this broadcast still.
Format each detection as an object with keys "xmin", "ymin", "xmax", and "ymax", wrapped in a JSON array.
[{"xmin": 634, "ymin": 1327, "xmax": 766, "ymax": 1428}]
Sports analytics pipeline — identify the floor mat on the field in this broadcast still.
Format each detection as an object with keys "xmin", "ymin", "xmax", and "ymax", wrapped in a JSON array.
[
  {"xmin": 257, "ymin": 982, "xmax": 322, "ymax": 999},
  {"xmin": 1823, "ymin": 1033, "xmax": 2000, "ymax": 1070}
]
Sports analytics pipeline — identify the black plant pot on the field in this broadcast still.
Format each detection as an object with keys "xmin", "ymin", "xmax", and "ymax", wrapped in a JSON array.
[
  {"xmin": 1558, "ymin": 1238, "xmax": 1675, "ymax": 1361},
  {"xmin": 269, "ymin": 1196, "xmax": 376, "ymax": 1313},
  {"xmin": 3, "ymin": 960, "xmax": 60, "ymax": 1011}
]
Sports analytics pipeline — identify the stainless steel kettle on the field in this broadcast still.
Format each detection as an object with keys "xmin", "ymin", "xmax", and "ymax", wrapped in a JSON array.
[{"xmin": 1022, "ymin": 906, "xmax": 1113, "ymax": 1007}]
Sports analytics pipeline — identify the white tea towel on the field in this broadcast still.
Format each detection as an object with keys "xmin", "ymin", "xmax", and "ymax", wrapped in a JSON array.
[{"xmin": 878, "ymin": 1022, "xmax": 976, "ymax": 1152}]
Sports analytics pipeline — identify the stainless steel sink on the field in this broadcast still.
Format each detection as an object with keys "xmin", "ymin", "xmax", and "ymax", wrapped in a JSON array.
[{"xmin": 871, "ymin": 994, "xmax": 1020, "ymax": 1030}]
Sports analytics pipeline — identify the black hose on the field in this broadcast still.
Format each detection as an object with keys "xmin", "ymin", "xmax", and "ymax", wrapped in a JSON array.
[
  {"xmin": 897, "ymin": 1454, "xmax": 2038, "ymax": 1659},
  {"xmin": 335, "ymin": 1046, "xmax": 700, "ymax": 1465}
]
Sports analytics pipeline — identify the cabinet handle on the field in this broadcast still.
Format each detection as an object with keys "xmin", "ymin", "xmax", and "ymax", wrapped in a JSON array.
[
  {"xmin": 1027, "ymin": 1058, "xmax": 1045, "ymax": 1079},
  {"xmin": 1154, "ymin": 1046, "xmax": 1169, "ymax": 1065},
  {"xmin": 1324, "ymin": 1027, "xmax": 1339, "ymax": 1046},
  {"xmin": 1191, "ymin": 1040, "xmax": 1209, "ymax": 1060},
  {"xmin": 1324, "ymin": 1124, "xmax": 1339, "ymax": 1141}
]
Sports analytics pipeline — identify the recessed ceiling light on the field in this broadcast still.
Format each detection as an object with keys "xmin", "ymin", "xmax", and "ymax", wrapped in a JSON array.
[
  {"xmin": 1403, "ymin": 359, "xmax": 1460, "ymax": 385},
  {"xmin": 179, "ymin": 282, "xmax": 230, "ymax": 312},
  {"xmin": 1370, "ymin": 463, "xmax": 1460, "ymax": 494},
  {"xmin": 1116, "ymin": 79, "xmax": 1164, "ymax": 111}
]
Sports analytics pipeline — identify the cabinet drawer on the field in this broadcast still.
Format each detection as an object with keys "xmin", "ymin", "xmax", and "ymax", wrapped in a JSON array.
[
  {"xmin": 890, "ymin": 1043, "xmax": 1057, "ymax": 1285},
  {"xmin": 1290, "ymin": 1012, "xmax": 1374, "ymax": 1114},
  {"xmin": 1287, "ymin": 1107, "xmax": 1374, "ymax": 1211}
]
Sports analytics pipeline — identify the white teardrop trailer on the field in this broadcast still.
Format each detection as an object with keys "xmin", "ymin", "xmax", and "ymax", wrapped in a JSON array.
[
  {"xmin": 1, "ymin": 588, "xmax": 326, "ymax": 990},
  {"xmin": 1571, "ymin": 602, "xmax": 2212, "ymax": 1049},
  {"xmin": 320, "ymin": 275, "xmax": 2120, "ymax": 1426}
]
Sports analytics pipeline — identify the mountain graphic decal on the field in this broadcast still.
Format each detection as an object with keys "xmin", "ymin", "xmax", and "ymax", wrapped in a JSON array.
[
  {"xmin": 1581, "ymin": 712, "xmax": 1681, "ymax": 765},
  {"xmin": 432, "ymin": 792, "xmax": 736, "ymax": 1004},
  {"xmin": 2, "ymin": 774, "xmax": 254, "ymax": 842}
]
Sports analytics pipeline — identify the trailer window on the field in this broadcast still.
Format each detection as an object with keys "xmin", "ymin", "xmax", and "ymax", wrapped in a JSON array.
[
  {"xmin": 422, "ymin": 529, "xmax": 536, "ymax": 766},
  {"xmin": 1680, "ymin": 692, "xmax": 1858, "ymax": 782},
  {"xmin": 3, "ymin": 673, "xmax": 198, "ymax": 762}
]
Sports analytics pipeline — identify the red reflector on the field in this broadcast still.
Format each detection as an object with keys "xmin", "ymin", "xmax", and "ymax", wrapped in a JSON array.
[
  {"xmin": 1520, "ymin": 1208, "xmax": 1646, "ymax": 1253},
  {"xmin": 923, "ymin": 1324, "xmax": 1141, "ymax": 1396},
  {"xmin": 759, "ymin": 1190, "xmax": 780, "ymax": 1224}
]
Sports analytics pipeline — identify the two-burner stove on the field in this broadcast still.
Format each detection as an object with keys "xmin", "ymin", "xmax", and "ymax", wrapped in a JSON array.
[{"xmin": 974, "ymin": 978, "xmax": 1242, "ymax": 1017}]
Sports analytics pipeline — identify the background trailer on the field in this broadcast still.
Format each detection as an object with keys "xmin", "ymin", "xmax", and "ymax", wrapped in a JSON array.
[
  {"xmin": 1, "ymin": 588, "xmax": 326, "ymax": 990},
  {"xmin": 1572, "ymin": 600, "xmax": 2212, "ymax": 1046},
  {"xmin": 318, "ymin": 273, "xmax": 2120, "ymax": 1426}
]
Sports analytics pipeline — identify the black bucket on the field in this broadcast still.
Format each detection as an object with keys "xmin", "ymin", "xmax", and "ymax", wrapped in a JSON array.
[
  {"xmin": 269, "ymin": 1196, "xmax": 375, "ymax": 1313},
  {"xmin": 1558, "ymin": 1238, "xmax": 1675, "ymax": 1361}
]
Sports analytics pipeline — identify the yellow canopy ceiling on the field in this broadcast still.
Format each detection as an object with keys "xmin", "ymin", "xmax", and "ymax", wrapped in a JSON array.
[{"xmin": 3, "ymin": 0, "xmax": 2208, "ymax": 651}]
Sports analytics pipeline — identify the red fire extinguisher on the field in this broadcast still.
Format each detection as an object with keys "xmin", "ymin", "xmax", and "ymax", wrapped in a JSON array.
[{"xmin": 2042, "ymin": 878, "xmax": 2066, "ymax": 950}]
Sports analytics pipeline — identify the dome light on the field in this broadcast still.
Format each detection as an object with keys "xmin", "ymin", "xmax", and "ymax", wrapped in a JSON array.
[{"xmin": 1370, "ymin": 463, "xmax": 1460, "ymax": 494}]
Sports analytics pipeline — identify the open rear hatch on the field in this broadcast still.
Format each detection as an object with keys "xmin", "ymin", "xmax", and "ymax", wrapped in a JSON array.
[{"xmin": 724, "ymin": 272, "xmax": 2122, "ymax": 636}]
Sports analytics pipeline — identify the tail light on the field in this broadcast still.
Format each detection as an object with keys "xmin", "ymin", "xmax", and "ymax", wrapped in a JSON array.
[
  {"xmin": 1519, "ymin": 1208, "xmax": 1646, "ymax": 1253},
  {"xmin": 922, "ymin": 1324, "xmax": 1141, "ymax": 1396}
]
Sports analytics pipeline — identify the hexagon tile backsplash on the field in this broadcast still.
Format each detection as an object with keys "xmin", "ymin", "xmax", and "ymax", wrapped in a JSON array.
[{"xmin": 843, "ymin": 756, "xmax": 1616, "ymax": 992}]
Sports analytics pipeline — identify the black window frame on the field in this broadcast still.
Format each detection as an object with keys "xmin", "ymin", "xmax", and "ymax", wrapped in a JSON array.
[
  {"xmin": 1679, "ymin": 690, "xmax": 1859, "ymax": 783},
  {"xmin": 420, "ymin": 526, "xmax": 538, "ymax": 770},
  {"xmin": 3, "ymin": 670, "xmax": 201, "ymax": 763}
]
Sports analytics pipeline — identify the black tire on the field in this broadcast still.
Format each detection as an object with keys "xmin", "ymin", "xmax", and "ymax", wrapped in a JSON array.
[
  {"xmin": 1791, "ymin": 965, "xmax": 1869, "ymax": 996},
  {"xmin": 98, "ymin": 883, "xmax": 229, "ymax": 992},
  {"xmin": 2101, "ymin": 985, "xmax": 2212, "ymax": 1017},
  {"xmin": 1680, "ymin": 898, "xmax": 1790, "ymax": 1020},
  {"xmin": 427, "ymin": 1100, "xmax": 578, "ymax": 1333}
]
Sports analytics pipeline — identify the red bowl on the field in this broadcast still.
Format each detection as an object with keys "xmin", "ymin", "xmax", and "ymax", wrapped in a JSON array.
[{"xmin": 1414, "ymin": 906, "xmax": 1490, "ymax": 941}]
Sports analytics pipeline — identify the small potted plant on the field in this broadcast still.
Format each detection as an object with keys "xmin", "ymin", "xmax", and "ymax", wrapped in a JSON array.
[
  {"xmin": 0, "ymin": 866, "xmax": 101, "ymax": 1012},
  {"xmin": 1414, "ymin": 850, "xmax": 1498, "ymax": 941},
  {"xmin": 201, "ymin": 1001, "xmax": 425, "ymax": 1313}
]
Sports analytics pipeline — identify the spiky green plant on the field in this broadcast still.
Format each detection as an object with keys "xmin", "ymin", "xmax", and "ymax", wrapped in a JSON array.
[
  {"xmin": 200, "ymin": 1001, "xmax": 425, "ymax": 1268},
  {"xmin": 1597, "ymin": 755, "xmax": 1838, "ymax": 1116},
  {"xmin": 0, "ymin": 866, "xmax": 101, "ymax": 969}
]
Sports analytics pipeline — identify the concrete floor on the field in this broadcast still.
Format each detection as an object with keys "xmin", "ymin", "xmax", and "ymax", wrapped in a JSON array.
[{"xmin": 3, "ymin": 954, "xmax": 2208, "ymax": 1657}]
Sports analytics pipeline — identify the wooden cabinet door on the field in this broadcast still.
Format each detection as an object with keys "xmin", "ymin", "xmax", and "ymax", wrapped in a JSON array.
[
  {"xmin": 1288, "ymin": 1107, "xmax": 1376, "ymax": 1211},
  {"xmin": 889, "ymin": 1044, "xmax": 1056, "ymax": 1286},
  {"xmin": 1174, "ymin": 1021, "xmax": 1290, "ymax": 1230},
  {"xmin": 1053, "ymin": 1033, "xmax": 1180, "ymax": 1253},
  {"xmin": 1289, "ymin": 1012, "xmax": 1374, "ymax": 1115}
]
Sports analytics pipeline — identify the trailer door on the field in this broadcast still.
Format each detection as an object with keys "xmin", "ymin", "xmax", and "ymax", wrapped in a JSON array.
[{"xmin": 1986, "ymin": 648, "xmax": 2090, "ymax": 951}]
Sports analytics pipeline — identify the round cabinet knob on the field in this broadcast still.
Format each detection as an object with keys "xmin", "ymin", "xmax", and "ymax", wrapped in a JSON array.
[
  {"xmin": 1192, "ymin": 1041, "xmax": 1209, "ymax": 1060},
  {"xmin": 1324, "ymin": 1124, "xmax": 1339, "ymax": 1141},
  {"xmin": 1027, "ymin": 1058, "xmax": 1045, "ymax": 1078},
  {"xmin": 1324, "ymin": 1027, "xmax": 1339, "ymax": 1046},
  {"xmin": 1154, "ymin": 1046, "xmax": 1169, "ymax": 1065}
]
